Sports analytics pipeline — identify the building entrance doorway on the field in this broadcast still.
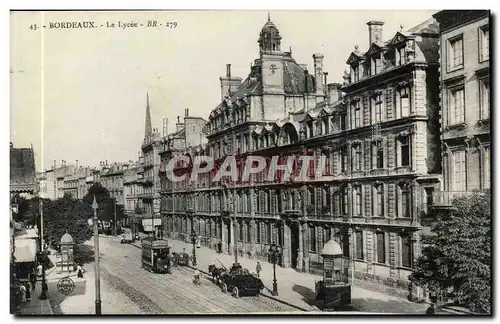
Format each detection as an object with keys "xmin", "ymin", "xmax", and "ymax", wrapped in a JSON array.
[{"xmin": 290, "ymin": 222, "xmax": 300, "ymax": 269}]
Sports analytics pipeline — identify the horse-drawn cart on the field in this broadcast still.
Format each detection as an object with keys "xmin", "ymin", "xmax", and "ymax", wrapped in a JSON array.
[
  {"xmin": 210, "ymin": 261, "xmax": 264, "ymax": 298},
  {"xmin": 315, "ymin": 239, "xmax": 352, "ymax": 310}
]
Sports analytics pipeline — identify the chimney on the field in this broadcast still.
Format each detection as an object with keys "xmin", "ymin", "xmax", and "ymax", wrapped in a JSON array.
[
  {"xmin": 367, "ymin": 21, "xmax": 385, "ymax": 46},
  {"xmin": 327, "ymin": 83, "xmax": 343, "ymax": 105},
  {"xmin": 185, "ymin": 108, "xmax": 189, "ymax": 117},
  {"xmin": 106, "ymin": 160, "xmax": 108, "ymax": 165},
  {"xmin": 76, "ymin": 160, "xmax": 79, "ymax": 168},
  {"xmin": 9, "ymin": 142, "xmax": 13, "ymax": 148},
  {"xmin": 176, "ymin": 116, "xmax": 184, "ymax": 132},
  {"xmin": 313, "ymin": 53, "xmax": 325, "ymax": 96},
  {"xmin": 220, "ymin": 64, "xmax": 242, "ymax": 101},
  {"xmin": 304, "ymin": 69, "xmax": 309, "ymax": 94}
]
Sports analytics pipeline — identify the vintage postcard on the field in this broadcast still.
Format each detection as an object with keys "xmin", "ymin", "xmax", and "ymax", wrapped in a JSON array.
[{"xmin": 9, "ymin": 9, "xmax": 491, "ymax": 316}]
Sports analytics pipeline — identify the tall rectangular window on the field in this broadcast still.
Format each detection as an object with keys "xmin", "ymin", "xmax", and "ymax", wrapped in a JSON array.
[
  {"xmin": 484, "ymin": 147, "xmax": 490, "ymax": 189},
  {"xmin": 450, "ymin": 87, "xmax": 465, "ymax": 124},
  {"xmin": 355, "ymin": 230, "xmax": 364, "ymax": 260},
  {"xmin": 374, "ymin": 141, "xmax": 384, "ymax": 169},
  {"xmin": 352, "ymin": 145, "xmax": 362, "ymax": 171},
  {"xmin": 479, "ymin": 25, "xmax": 489, "ymax": 62},
  {"xmin": 399, "ymin": 136, "xmax": 410, "ymax": 167},
  {"xmin": 266, "ymin": 223, "xmax": 272, "ymax": 244},
  {"xmin": 449, "ymin": 36, "xmax": 464, "ymax": 69},
  {"xmin": 479, "ymin": 78, "xmax": 490, "ymax": 119},
  {"xmin": 339, "ymin": 113, "xmax": 346, "ymax": 130},
  {"xmin": 246, "ymin": 222, "xmax": 251, "ymax": 243},
  {"xmin": 396, "ymin": 46, "xmax": 406, "ymax": 66},
  {"xmin": 351, "ymin": 64, "xmax": 360, "ymax": 82},
  {"xmin": 341, "ymin": 146, "xmax": 348, "ymax": 172},
  {"xmin": 256, "ymin": 222, "xmax": 261, "ymax": 244},
  {"xmin": 376, "ymin": 232, "xmax": 386, "ymax": 263},
  {"xmin": 401, "ymin": 234, "xmax": 413, "ymax": 268},
  {"xmin": 355, "ymin": 102, "xmax": 362, "ymax": 128},
  {"xmin": 309, "ymin": 226, "xmax": 317, "ymax": 252},
  {"xmin": 453, "ymin": 151, "xmax": 467, "ymax": 191},
  {"xmin": 399, "ymin": 184, "xmax": 411, "ymax": 218},
  {"xmin": 397, "ymin": 87, "xmax": 410, "ymax": 118},
  {"xmin": 374, "ymin": 184, "xmax": 384, "ymax": 217},
  {"xmin": 353, "ymin": 186, "xmax": 362, "ymax": 216},
  {"xmin": 339, "ymin": 187, "xmax": 348, "ymax": 215},
  {"xmin": 373, "ymin": 94, "xmax": 383, "ymax": 123}
]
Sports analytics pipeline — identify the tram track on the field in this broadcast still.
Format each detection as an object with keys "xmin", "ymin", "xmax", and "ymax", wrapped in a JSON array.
[
  {"xmin": 100, "ymin": 243, "xmax": 266, "ymax": 313},
  {"xmin": 122, "ymin": 239, "xmax": 310, "ymax": 313}
]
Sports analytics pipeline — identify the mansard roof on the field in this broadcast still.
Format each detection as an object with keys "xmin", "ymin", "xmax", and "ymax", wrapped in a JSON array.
[{"xmin": 10, "ymin": 146, "xmax": 36, "ymax": 193}]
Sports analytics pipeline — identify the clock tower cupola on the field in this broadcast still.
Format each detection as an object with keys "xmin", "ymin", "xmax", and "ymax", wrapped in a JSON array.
[{"xmin": 258, "ymin": 13, "xmax": 282, "ymax": 54}]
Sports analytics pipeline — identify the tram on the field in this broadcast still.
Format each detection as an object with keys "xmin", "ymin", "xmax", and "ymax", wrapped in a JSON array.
[{"xmin": 141, "ymin": 237, "xmax": 172, "ymax": 274}]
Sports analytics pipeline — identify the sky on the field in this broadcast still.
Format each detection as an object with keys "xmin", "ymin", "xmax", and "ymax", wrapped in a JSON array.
[{"xmin": 10, "ymin": 10, "xmax": 437, "ymax": 172}]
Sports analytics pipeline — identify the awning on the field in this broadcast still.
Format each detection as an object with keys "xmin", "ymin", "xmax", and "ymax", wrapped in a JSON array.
[{"xmin": 14, "ymin": 245, "xmax": 36, "ymax": 263}]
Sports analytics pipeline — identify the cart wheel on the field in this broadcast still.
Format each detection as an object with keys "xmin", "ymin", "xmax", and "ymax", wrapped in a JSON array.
[
  {"xmin": 232, "ymin": 287, "xmax": 239, "ymax": 298},
  {"xmin": 221, "ymin": 283, "xmax": 228, "ymax": 293}
]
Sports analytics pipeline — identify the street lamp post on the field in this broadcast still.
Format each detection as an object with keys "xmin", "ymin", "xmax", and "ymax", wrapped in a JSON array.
[
  {"xmin": 92, "ymin": 195, "xmax": 102, "ymax": 315},
  {"xmin": 269, "ymin": 243, "xmax": 281, "ymax": 296},
  {"xmin": 38, "ymin": 199, "xmax": 48, "ymax": 300},
  {"xmin": 188, "ymin": 210, "xmax": 197, "ymax": 267}
]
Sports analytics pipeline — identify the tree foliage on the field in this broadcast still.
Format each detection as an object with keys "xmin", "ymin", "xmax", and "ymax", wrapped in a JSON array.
[
  {"xmin": 80, "ymin": 183, "xmax": 126, "ymax": 223},
  {"xmin": 410, "ymin": 190, "xmax": 491, "ymax": 314}
]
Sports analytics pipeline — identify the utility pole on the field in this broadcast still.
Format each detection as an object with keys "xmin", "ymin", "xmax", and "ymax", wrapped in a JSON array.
[
  {"xmin": 39, "ymin": 199, "xmax": 48, "ymax": 300},
  {"xmin": 92, "ymin": 195, "xmax": 102, "ymax": 315},
  {"xmin": 113, "ymin": 198, "xmax": 117, "ymax": 236}
]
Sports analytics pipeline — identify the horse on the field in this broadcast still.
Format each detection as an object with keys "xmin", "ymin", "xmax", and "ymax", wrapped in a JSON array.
[{"xmin": 208, "ymin": 265, "xmax": 224, "ymax": 284}]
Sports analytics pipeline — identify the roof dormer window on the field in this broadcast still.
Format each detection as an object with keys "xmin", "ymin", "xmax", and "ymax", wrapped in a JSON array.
[
  {"xmin": 396, "ymin": 46, "xmax": 406, "ymax": 66},
  {"xmin": 371, "ymin": 53, "xmax": 383, "ymax": 75},
  {"xmin": 351, "ymin": 63, "xmax": 360, "ymax": 82}
]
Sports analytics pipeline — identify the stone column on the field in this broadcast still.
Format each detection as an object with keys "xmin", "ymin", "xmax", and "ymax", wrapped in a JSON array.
[
  {"xmin": 297, "ymin": 222, "xmax": 304, "ymax": 272},
  {"xmin": 249, "ymin": 219, "xmax": 256, "ymax": 255},
  {"xmin": 302, "ymin": 222, "xmax": 310, "ymax": 272},
  {"xmin": 221, "ymin": 218, "xmax": 227, "ymax": 254},
  {"xmin": 281, "ymin": 222, "xmax": 290, "ymax": 268},
  {"xmin": 229, "ymin": 218, "xmax": 235, "ymax": 256}
]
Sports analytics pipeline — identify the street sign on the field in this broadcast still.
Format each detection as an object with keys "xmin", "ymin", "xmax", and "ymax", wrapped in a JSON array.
[{"xmin": 92, "ymin": 195, "xmax": 99, "ymax": 210}]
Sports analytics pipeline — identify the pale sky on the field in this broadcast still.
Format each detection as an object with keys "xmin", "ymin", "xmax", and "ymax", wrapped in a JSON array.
[{"xmin": 10, "ymin": 10, "xmax": 437, "ymax": 171}]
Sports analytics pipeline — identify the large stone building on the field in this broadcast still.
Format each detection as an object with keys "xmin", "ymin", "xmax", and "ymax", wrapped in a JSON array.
[
  {"xmin": 159, "ymin": 109, "xmax": 207, "ymax": 242},
  {"xmin": 138, "ymin": 94, "xmax": 163, "ymax": 222},
  {"xmin": 123, "ymin": 161, "xmax": 142, "ymax": 229},
  {"xmin": 431, "ymin": 10, "xmax": 490, "ymax": 210},
  {"xmin": 38, "ymin": 161, "xmax": 96, "ymax": 200},
  {"xmin": 338, "ymin": 18, "xmax": 441, "ymax": 297},
  {"xmin": 158, "ymin": 15, "xmax": 445, "ymax": 299}
]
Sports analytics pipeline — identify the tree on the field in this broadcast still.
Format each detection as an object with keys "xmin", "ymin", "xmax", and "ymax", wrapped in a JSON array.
[
  {"xmin": 81, "ymin": 183, "xmax": 126, "ymax": 223},
  {"xmin": 42, "ymin": 193, "xmax": 93, "ymax": 247},
  {"xmin": 410, "ymin": 190, "xmax": 491, "ymax": 314}
]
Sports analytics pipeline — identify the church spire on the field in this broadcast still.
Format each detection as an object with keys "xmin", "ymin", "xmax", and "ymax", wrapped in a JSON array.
[
  {"xmin": 267, "ymin": 11, "xmax": 271, "ymax": 22},
  {"xmin": 144, "ymin": 92, "xmax": 152, "ymax": 138}
]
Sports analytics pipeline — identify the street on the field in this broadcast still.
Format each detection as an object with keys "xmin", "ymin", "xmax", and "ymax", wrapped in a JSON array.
[{"xmin": 98, "ymin": 236, "xmax": 306, "ymax": 314}]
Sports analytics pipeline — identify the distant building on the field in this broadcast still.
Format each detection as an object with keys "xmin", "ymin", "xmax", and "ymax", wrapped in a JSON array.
[
  {"xmin": 123, "ymin": 161, "xmax": 141, "ymax": 230},
  {"xmin": 138, "ymin": 93, "xmax": 163, "ymax": 222},
  {"xmin": 10, "ymin": 142, "xmax": 37, "ymax": 197},
  {"xmin": 431, "ymin": 10, "xmax": 490, "ymax": 210}
]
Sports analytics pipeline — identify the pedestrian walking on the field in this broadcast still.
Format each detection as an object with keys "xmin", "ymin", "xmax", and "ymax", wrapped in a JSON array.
[
  {"xmin": 24, "ymin": 282, "xmax": 31, "ymax": 302},
  {"xmin": 256, "ymin": 261, "xmax": 262, "ymax": 277},
  {"xmin": 37, "ymin": 263, "xmax": 43, "ymax": 277},
  {"xmin": 19, "ymin": 282, "xmax": 27, "ymax": 303},
  {"xmin": 29, "ymin": 272, "xmax": 37, "ymax": 291},
  {"xmin": 76, "ymin": 264, "xmax": 84, "ymax": 278}
]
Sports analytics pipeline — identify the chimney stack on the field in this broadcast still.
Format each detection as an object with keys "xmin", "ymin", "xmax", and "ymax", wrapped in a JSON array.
[
  {"xmin": 76, "ymin": 160, "xmax": 79, "ymax": 168},
  {"xmin": 327, "ymin": 83, "xmax": 343, "ymax": 105},
  {"xmin": 220, "ymin": 64, "xmax": 242, "ymax": 101},
  {"xmin": 185, "ymin": 108, "xmax": 189, "ymax": 117},
  {"xmin": 313, "ymin": 53, "xmax": 325, "ymax": 96},
  {"xmin": 367, "ymin": 21, "xmax": 385, "ymax": 46},
  {"xmin": 176, "ymin": 116, "xmax": 184, "ymax": 132},
  {"xmin": 9, "ymin": 142, "xmax": 13, "ymax": 148}
]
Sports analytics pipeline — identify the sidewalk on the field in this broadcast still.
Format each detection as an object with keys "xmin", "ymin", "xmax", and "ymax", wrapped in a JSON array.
[
  {"xmin": 157, "ymin": 238, "xmax": 428, "ymax": 314},
  {"xmin": 17, "ymin": 287, "xmax": 54, "ymax": 315}
]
